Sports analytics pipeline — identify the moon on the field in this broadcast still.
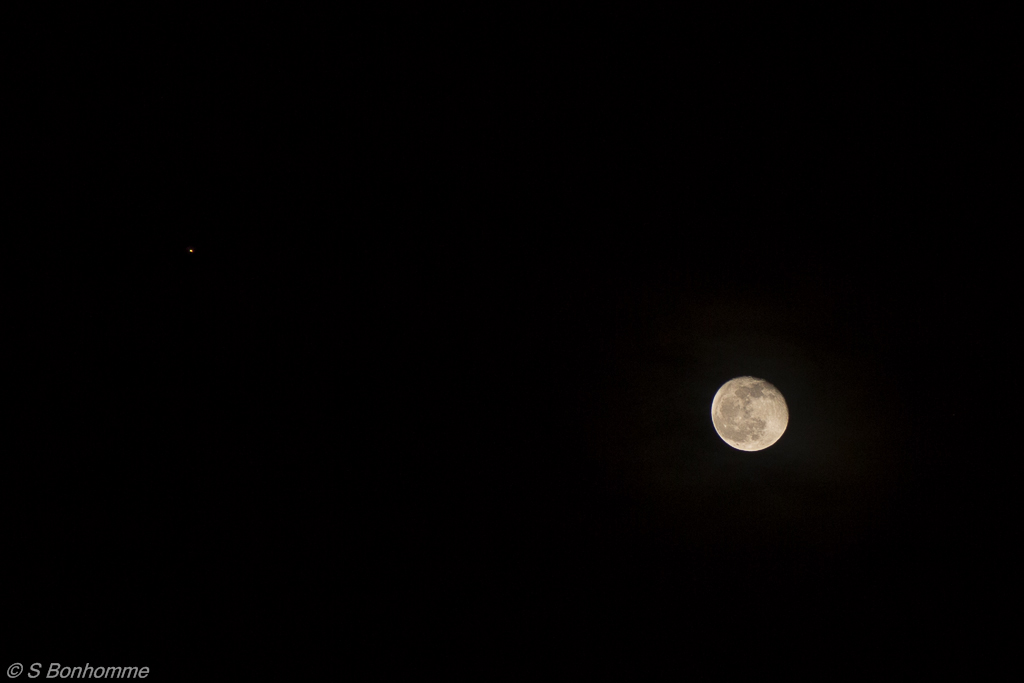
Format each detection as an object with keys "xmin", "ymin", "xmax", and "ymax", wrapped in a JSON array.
[{"xmin": 711, "ymin": 376, "xmax": 788, "ymax": 451}]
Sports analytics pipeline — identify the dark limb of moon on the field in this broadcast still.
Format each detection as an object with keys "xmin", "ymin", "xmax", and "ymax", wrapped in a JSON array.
[{"xmin": 711, "ymin": 376, "xmax": 788, "ymax": 451}]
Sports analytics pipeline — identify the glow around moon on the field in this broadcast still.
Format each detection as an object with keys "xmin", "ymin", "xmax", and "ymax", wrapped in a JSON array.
[{"xmin": 711, "ymin": 376, "xmax": 788, "ymax": 451}]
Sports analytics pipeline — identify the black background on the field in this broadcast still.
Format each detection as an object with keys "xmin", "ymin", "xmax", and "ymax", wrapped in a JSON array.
[{"xmin": 4, "ymin": 7, "xmax": 1016, "ymax": 677}]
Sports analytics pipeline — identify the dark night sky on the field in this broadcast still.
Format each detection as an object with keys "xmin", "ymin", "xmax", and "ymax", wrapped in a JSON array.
[{"xmin": 5, "ymin": 7, "xmax": 1016, "ymax": 676}]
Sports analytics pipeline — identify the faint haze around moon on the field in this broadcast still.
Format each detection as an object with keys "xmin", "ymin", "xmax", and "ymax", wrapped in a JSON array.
[{"xmin": 711, "ymin": 376, "xmax": 789, "ymax": 451}]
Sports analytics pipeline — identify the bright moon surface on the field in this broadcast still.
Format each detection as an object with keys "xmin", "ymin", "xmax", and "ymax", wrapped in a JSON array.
[{"xmin": 711, "ymin": 376, "xmax": 788, "ymax": 451}]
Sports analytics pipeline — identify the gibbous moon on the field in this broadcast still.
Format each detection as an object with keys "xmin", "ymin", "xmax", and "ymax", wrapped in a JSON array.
[{"xmin": 711, "ymin": 376, "xmax": 788, "ymax": 451}]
